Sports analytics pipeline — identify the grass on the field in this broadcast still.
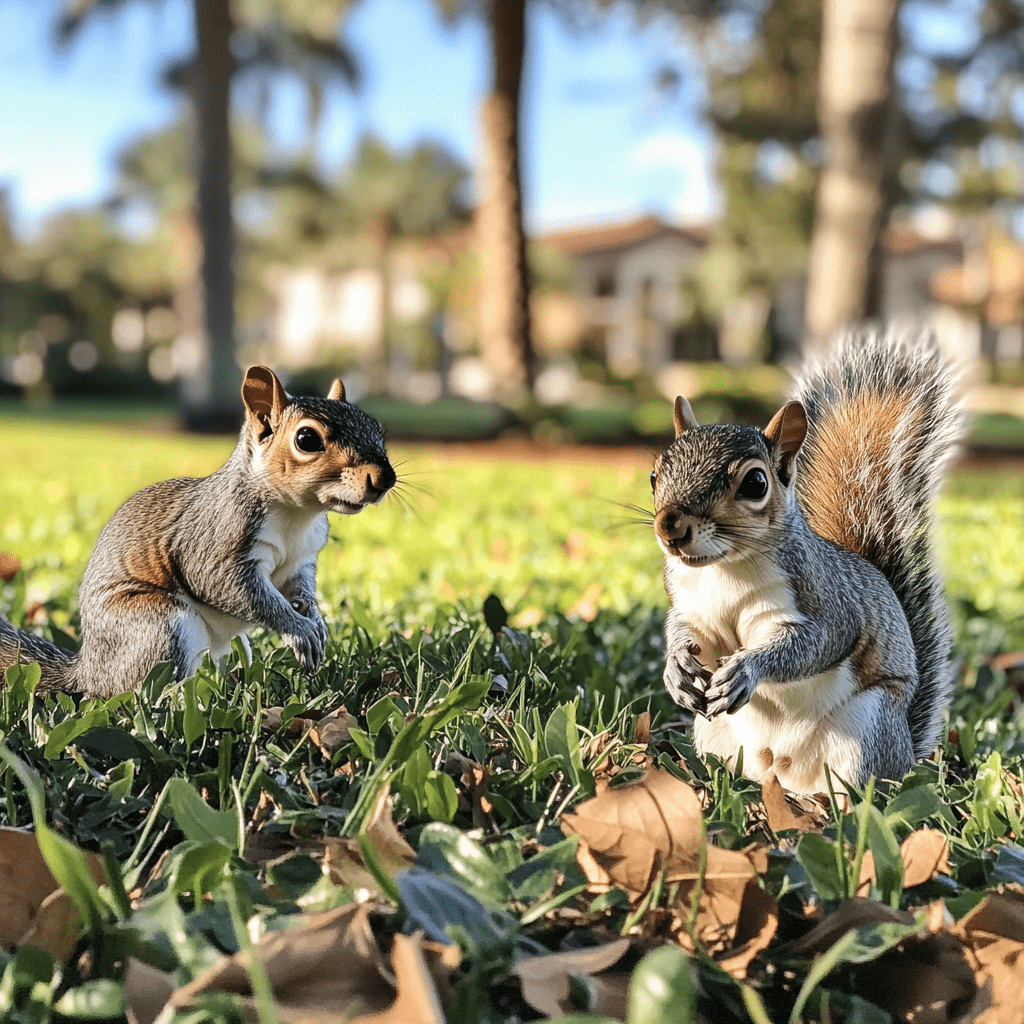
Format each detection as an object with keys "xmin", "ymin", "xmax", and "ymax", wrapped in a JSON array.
[{"xmin": 0, "ymin": 417, "xmax": 1023, "ymax": 1021}]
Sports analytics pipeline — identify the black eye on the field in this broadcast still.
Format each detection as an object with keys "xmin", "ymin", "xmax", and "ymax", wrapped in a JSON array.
[
  {"xmin": 737, "ymin": 467, "xmax": 769, "ymax": 500},
  {"xmin": 295, "ymin": 427, "xmax": 325, "ymax": 453},
  {"xmin": 650, "ymin": 470, "xmax": 657, "ymax": 492}
]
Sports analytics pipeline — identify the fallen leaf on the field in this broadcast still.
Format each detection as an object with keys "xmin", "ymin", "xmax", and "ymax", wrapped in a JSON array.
[
  {"xmin": 323, "ymin": 786, "xmax": 415, "ymax": 894},
  {"xmin": 633, "ymin": 711, "xmax": 651, "ymax": 746},
  {"xmin": 309, "ymin": 706, "xmax": 358, "ymax": 760},
  {"xmin": 261, "ymin": 707, "xmax": 308, "ymax": 735},
  {"xmin": 561, "ymin": 770, "xmax": 776, "ymax": 977},
  {"xmin": 171, "ymin": 904, "xmax": 394, "ymax": 1022},
  {"xmin": 786, "ymin": 897, "xmax": 915, "ymax": 957},
  {"xmin": 0, "ymin": 827, "xmax": 105, "ymax": 962},
  {"xmin": 954, "ymin": 888, "xmax": 1024, "ymax": 1024},
  {"xmin": 0, "ymin": 553, "xmax": 21, "ymax": 581},
  {"xmin": 444, "ymin": 752, "xmax": 493, "ymax": 829},
  {"xmin": 858, "ymin": 828, "xmax": 952, "ymax": 895},
  {"xmin": 760, "ymin": 772, "xmax": 822, "ymax": 833},
  {"xmin": 123, "ymin": 958, "xmax": 175, "ymax": 1024},
  {"xmin": 513, "ymin": 938, "xmax": 631, "ymax": 1018},
  {"xmin": 352, "ymin": 933, "xmax": 446, "ymax": 1024}
]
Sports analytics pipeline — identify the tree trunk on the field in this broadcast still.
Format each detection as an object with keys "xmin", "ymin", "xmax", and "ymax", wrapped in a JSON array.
[
  {"xmin": 803, "ymin": 0, "xmax": 900, "ymax": 351},
  {"xmin": 367, "ymin": 213, "xmax": 395, "ymax": 395},
  {"xmin": 477, "ymin": 0, "xmax": 535, "ymax": 396},
  {"xmin": 183, "ymin": 0, "xmax": 240, "ymax": 430}
]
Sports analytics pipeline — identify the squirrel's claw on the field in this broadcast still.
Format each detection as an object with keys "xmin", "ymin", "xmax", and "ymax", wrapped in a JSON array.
[
  {"xmin": 705, "ymin": 653, "xmax": 759, "ymax": 717},
  {"xmin": 664, "ymin": 648, "xmax": 710, "ymax": 716}
]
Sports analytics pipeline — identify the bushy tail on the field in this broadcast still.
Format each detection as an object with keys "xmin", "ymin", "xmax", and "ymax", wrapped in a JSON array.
[
  {"xmin": 793, "ymin": 326, "xmax": 963, "ymax": 757},
  {"xmin": 0, "ymin": 617, "xmax": 74, "ymax": 691}
]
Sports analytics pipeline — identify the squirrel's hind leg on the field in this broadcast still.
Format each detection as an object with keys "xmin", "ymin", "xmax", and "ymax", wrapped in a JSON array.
[{"xmin": 71, "ymin": 593, "xmax": 205, "ymax": 697}]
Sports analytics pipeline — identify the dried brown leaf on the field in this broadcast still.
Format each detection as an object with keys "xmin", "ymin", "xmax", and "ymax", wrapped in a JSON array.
[
  {"xmin": 954, "ymin": 888, "xmax": 1024, "ymax": 1024},
  {"xmin": 309, "ymin": 706, "xmax": 358, "ymax": 760},
  {"xmin": 561, "ymin": 770, "xmax": 775, "ymax": 978},
  {"xmin": 171, "ymin": 904, "xmax": 394, "ymax": 1022},
  {"xmin": 352, "ymin": 933, "xmax": 446, "ymax": 1024},
  {"xmin": 561, "ymin": 769, "xmax": 705, "ymax": 896},
  {"xmin": 512, "ymin": 939, "xmax": 631, "ymax": 1019},
  {"xmin": 0, "ymin": 827, "xmax": 105, "ymax": 962},
  {"xmin": 760, "ymin": 772, "xmax": 822, "ymax": 833},
  {"xmin": 633, "ymin": 711, "xmax": 651, "ymax": 746},
  {"xmin": 858, "ymin": 828, "xmax": 952, "ymax": 895},
  {"xmin": 323, "ymin": 786, "xmax": 415, "ymax": 894},
  {"xmin": 0, "ymin": 553, "xmax": 21, "ymax": 581},
  {"xmin": 123, "ymin": 958, "xmax": 175, "ymax": 1024}
]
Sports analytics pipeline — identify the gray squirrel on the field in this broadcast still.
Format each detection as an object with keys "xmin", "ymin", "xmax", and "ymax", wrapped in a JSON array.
[
  {"xmin": 0, "ymin": 366, "xmax": 395, "ymax": 698},
  {"xmin": 652, "ymin": 328, "xmax": 962, "ymax": 794}
]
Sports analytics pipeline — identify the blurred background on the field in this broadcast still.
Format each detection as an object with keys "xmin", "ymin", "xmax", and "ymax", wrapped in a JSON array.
[{"xmin": 1, "ymin": 0, "xmax": 1024, "ymax": 446}]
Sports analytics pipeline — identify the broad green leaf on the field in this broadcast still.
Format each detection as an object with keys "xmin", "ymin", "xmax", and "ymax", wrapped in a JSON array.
[
  {"xmin": 166, "ymin": 778, "xmax": 237, "ymax": 849},
  {"xmin": 53, "ymin": 978, "xmax": 124, "ymax": 1019},
  {"xmin": 483, "ymin": 593, "xmax": 509, "ymax": 634},
  {"xmin": 182, "ymin": 678, "xmax": 206, "ymax": 747},
  {"xmin": 398, "ymin": 867, "xmax": 514, "ymax": 955},
  {"xmin": 544, "ymin": 702, "xmax": 583, "ymax": 786},
  {"xmin": 4, "ymin": 661, "xmax": 40, "ymax": 706},
  {"xmin": 627, "ymin": 945, "xmax": 697, "ymax": 1024},
  {"xmin": 864, "ymin": 805, "xmax": 903, "ymax": 906},
  {"xmin": 416, "ymin": 822, "xmax": 512, "ymax": 909},
  {"xmin": 43, "ymin": 707, "xmax": 106, "ymax": 758},
  {"xmin": 795, "ymin": 833, "xmax": 847, "ymax": 902},
  {"xmin": 423, "ymin": 770, "xmax": 458, "ymax": 823},
  {"xmin": 171, "ymin": 841, "xmax": 233, "ymax": 898},
  {"xmin": 367, "ymin": 695, "xmax": 403, "ymax": 737},
  {"xmin": 76, "ymin": 726, "xmax": 140, "ymax": 762}
]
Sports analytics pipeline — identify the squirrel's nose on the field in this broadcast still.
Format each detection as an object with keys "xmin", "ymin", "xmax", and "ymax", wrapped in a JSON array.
[
  {"xmin": 655, "ymin": 509, "xmax": 697, "ymax": 550},
  {"xmin": 364, "ymin": 463, "xmax": 397, "ymax": 499}
]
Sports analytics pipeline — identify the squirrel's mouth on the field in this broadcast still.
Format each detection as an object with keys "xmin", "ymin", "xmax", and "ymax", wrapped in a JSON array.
[
  {"xmin": 668, "ymin": 550, "xmax": 723, "ymax": 567},
  {"xmin": 330, "ymin": 499, "xmax": 365, "ymax": 515}
]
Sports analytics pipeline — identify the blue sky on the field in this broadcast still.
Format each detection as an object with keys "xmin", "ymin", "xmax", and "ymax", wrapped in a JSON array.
[{"xmin": 0, "ymin": 0, "xmax": 719, "ymax": 238}]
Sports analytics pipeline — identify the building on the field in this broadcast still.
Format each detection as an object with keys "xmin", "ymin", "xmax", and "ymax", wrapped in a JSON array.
[{"xmin": 540, "ymin": 216, "xmax": 711, "ymax": 377}]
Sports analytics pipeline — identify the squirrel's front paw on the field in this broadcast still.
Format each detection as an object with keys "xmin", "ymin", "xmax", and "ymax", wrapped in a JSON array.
[
  {"xmin": 283, "ymin": 620, "xmax": 325, "ymax": 674},
  {"xmin": 664, "ymin": 646, "xmax": 711, "ymax": 716},
  {"xmin": 704, "ymin": 652, "xmax": 760, "ymax": 717},
  {"xmin": 291, "ymin": 599, "xmax": 330, "ymax": 650}
]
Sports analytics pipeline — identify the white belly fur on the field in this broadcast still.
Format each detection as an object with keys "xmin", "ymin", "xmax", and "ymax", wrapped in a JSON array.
[
  {"xmin": 179, "ymin": 508, "xmax": 327, "ymax": 671},
  {"xmin": 667, "ymin": 556, "xmax": 866, "ymax": 793}
]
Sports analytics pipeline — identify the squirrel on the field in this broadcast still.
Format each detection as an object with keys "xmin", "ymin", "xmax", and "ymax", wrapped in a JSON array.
[
  {"xmin": 652, "ymin": 327, "xmax": 962, "ymax": 795},
  {"xmin": 0, "ymin": 366, "xmax": 396, "ymax": 698}
]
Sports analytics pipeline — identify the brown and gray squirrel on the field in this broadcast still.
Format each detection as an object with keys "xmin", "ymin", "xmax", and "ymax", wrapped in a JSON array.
[
  {"xmin": 0, "ymin": 366, "xmax": 395, "ymax": 698},
  {"xmin": 652, "ymin": 327, "xmax": 962, "ymax": 794}
]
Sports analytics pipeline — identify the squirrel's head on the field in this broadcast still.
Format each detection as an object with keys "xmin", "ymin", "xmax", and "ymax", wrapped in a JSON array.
[
  {"xmin": 241, "ymin": 366, "xmax": 396, "ymax": 515},
  {"xmin": 650, "ymin": 397, "xmax": 807, "ymax": 566}
]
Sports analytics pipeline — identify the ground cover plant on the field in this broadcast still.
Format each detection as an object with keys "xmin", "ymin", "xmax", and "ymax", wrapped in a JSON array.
[{"xmin": 0, "ymin": 417, "xmax": 1023, "ymax": 1023}]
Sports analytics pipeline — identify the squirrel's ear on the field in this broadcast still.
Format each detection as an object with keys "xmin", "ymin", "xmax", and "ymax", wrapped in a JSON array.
[
  {"xmin": 241, "ymin": 366, "xmax": 289, "ymax": 441},
  {"xmin": 674, "ymin": 396, "xmax": 700, "ymax": 435},
  {"xmin": 764, "ymin": 401, "xmax": 807, "ymax": 485},
  {"xmin": 326, "ymin": 378, "xmax": 346, "ymax": 402}
]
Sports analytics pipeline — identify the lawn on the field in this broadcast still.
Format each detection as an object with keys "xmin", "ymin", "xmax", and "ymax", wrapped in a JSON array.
[{"xmin": 0, "ymin": 418, "xmax": 1023, "ymax": 1022}]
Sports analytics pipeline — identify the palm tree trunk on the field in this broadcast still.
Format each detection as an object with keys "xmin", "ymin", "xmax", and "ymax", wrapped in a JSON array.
[
  {"xmin": 477, "ymin": 0, "xmax": 535, "ymax": 395},
  {"xmin": 182, "ymin": 0, "xmax": 240, "ymax": 429},
  {"xmin": 804, "ymin": 0, "xmax": 900, "ymax": 351}
]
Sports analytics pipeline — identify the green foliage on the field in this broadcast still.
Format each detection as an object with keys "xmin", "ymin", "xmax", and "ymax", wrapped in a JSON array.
[{"xmin": 0, "ymin": 420, "xmax": 1022, "ymax": 1020}]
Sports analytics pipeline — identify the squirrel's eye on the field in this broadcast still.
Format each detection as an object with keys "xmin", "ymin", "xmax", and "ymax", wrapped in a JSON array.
[
  {"xmin": 650, "ymin": 470, "xmax": 657, "ymax": 492},
  {"xmin": 737, "ymin": 467, "xmax": 769, "ymax": 500},
  {"xmin": 295, "ymin": 427, "xmax": 325, "ymax": 454}
]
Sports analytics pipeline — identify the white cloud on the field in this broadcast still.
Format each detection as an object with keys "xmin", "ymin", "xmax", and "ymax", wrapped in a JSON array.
[{"xmin": 626, "ymin": 130, "xmax": 722, "ymax": 224}]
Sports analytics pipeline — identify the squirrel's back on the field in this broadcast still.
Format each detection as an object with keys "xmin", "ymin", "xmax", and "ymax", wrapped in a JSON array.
[{"xmin": 793, "ymin": 327, "xmax": 962, "ymax": 756}]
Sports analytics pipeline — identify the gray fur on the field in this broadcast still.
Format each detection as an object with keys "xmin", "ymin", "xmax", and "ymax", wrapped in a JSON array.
[
  {"xmin": 793, "ymin": 326, "xmax": 962, "ymax": 757},
  {"xmin": 656, "ymin": 325, "xmax": 960, "ymax": 786},
  {"xmin": 0, "ymin": 383, "xmax": 393, "ymax": 697}
]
